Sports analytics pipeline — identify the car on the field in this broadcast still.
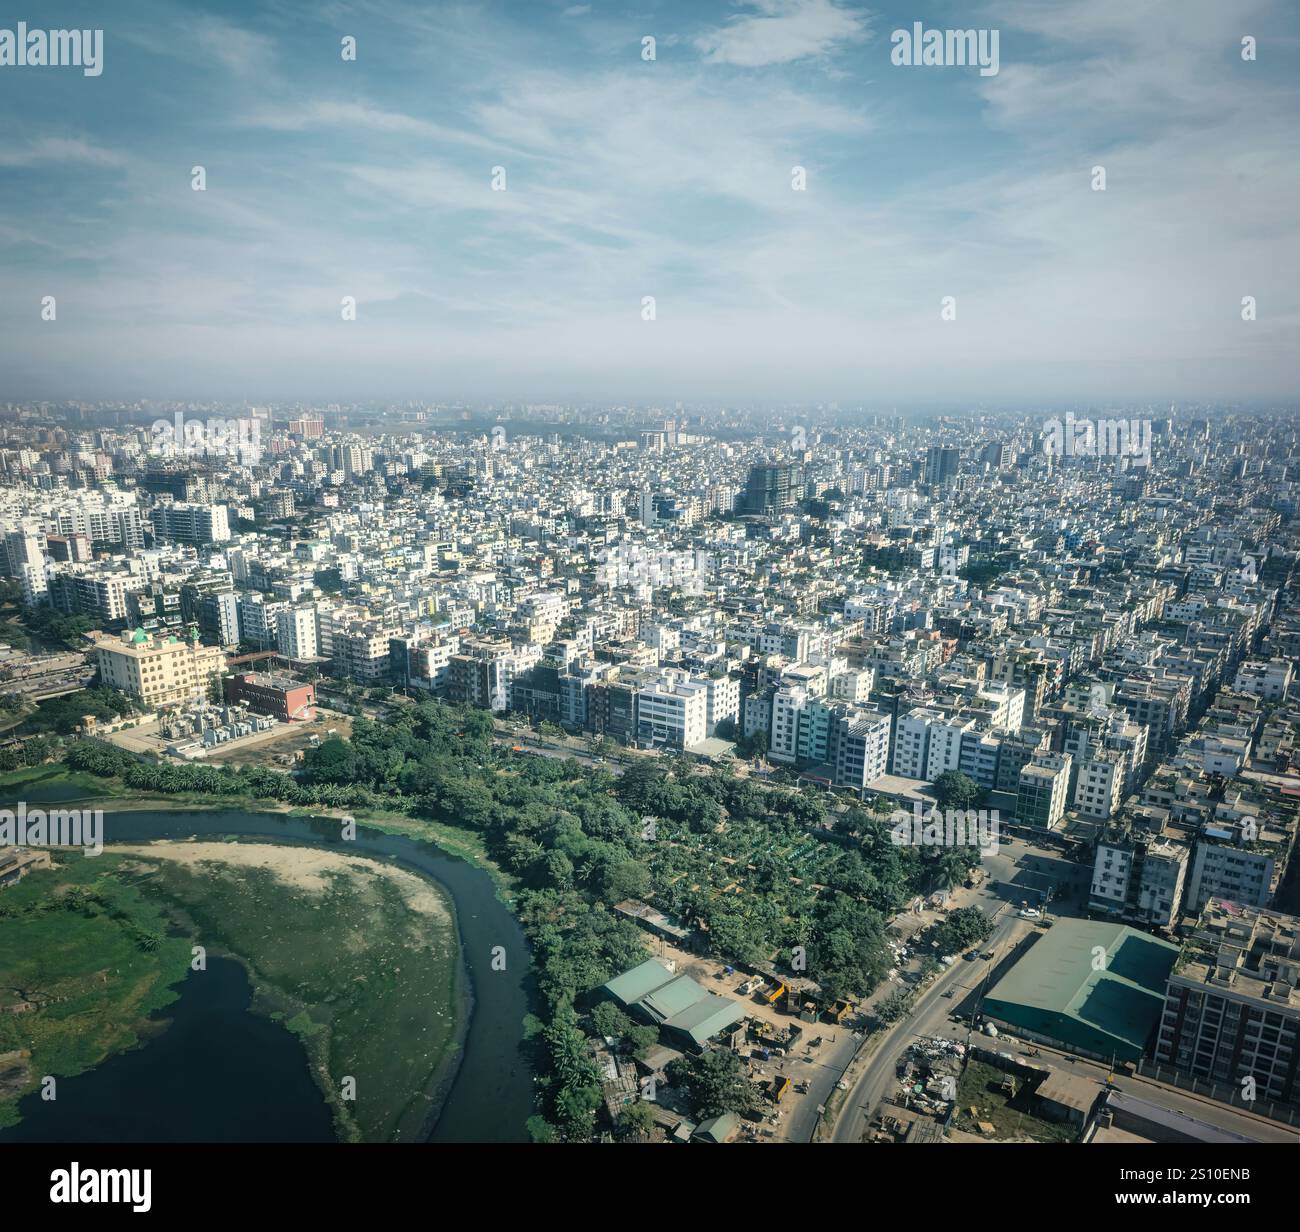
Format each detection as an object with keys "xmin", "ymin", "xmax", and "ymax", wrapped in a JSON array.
[
  {"xmin": 1017, "ymin": 908, "xmax": 1042, "ymax": 919},
  {"xmin": 980, "ymin": 951, "xmax": 995, "ymax": 961},
  {"xmin": 964, "ymin": 949, "xmax": 979, "ymax": 961}
]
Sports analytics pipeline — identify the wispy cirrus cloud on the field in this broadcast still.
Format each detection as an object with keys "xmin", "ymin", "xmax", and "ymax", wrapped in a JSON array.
[
  {"xmin": 694, "ymin": 0, "xmax": 871, "ymax": 68},
  {"xmin": 0, "ymin": 135, "xmax": 126, "ymax": 168},
  {"xmin": 0, "ymin": 0, "xmax": 1297, "ymax": 405}
]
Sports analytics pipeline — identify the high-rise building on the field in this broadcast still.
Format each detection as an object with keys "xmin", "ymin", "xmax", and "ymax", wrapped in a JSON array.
[
  {"xmin": 742, "ymin": 462, "xmax": 801, "ymax": 515},
  {"xmin": 1153, "ymin": 899, "xmax": 1300, "ymax": 1107},
  {"xmin": 924, "ymin": 446, "xmax": 961, "ymax": 486}
]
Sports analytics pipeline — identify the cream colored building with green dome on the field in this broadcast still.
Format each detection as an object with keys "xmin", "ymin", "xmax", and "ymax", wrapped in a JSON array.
[{"xmin": 90, "ymin": 626, "xmax": 226, "ymax": 709}]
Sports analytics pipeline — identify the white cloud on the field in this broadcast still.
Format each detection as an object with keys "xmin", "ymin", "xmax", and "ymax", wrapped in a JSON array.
[
  {"xmin": 0, "ymin": 136, "xmax": 125, "ymax": 168},
  {"xmin": 694, "ymin": 0, "xmax": 870, "ymax": 68}
]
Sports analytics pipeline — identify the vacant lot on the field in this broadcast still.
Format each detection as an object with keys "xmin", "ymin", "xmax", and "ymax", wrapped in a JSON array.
[
  {"xmin": 951, "ymin": 1059, "xmax": 1076, "ymax": 1143},
  {"xmin": 203, "ymin": 714, "xmax": 354, "ymax": 769}
]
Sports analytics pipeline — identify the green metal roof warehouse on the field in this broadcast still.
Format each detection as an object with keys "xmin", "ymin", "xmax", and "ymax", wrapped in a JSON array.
[
  {"xmin": 603, "ymin": 959, "xmax": 746, "ymax": 1050},
  {"xmin": 982, "ymin": 921, "xmax": 1179, "ymax": 1063}
]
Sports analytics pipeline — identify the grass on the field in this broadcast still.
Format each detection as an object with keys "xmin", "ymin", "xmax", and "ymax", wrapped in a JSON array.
[
  {"xmin": 125, "ymin": 844, "xmax": 462, "ymax": 1142},
  {"xmin": 0, "ymin": 854, "xmax": 192, "ymax": 1129}
]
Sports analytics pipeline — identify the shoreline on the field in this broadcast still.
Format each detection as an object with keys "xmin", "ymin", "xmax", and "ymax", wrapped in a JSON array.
[
  {"xmin": 5, "ymin": 773, "xmax": 537, "ymax": 1141},
  {"xmin": 114, "ymin": 835, "xmax": 469, "ymax": 1143}
]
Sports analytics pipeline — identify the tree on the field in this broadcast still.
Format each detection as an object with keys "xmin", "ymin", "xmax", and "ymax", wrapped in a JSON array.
[
  {"xmin": 925, "ymin": 846, "xmax": 976, "ymax": 893},
  {"xmin": 933, "ymin": 770, "xmax": 981, "ymax": 811},
  {"xmin": 670, "ymin": 1048, "xmax": 758, "ymax": 1120},
  {"xmin": 927, "ymin": 906, "xmax": 993, "ymax": 955},
  {"xmin": 616, "ymin": 1100, "xmax": 657, "ymax": 1140},
  {"xmin": 876, "ymin": 988, "xmax": 912, "ymax": 1025},
  {"xmin": 590, "ymin": 1001, "xmax": 632, "ymax": 1041},
  {"xmin": 596, "ymin": 858, "xmax": 651, "ymax": 904},
  {"xmin": 300, "ymin": 736, "xmax": 356, "ymax": 785}
]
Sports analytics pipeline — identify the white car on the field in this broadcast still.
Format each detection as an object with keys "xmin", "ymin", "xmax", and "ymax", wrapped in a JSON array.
[{"xmin": 1017, "ymin": 907, "xmax": 1042, "ymax": 919}]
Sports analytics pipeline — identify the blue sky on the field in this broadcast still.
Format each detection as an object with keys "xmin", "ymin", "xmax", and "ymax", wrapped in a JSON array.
[{"xmin": 1, "ymin": 0, "xmax": 1297, "ymax": 406}]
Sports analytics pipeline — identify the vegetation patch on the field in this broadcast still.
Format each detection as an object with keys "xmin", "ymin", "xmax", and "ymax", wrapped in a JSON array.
[
  {"xmin": 0, "ymin": 853, "xmax": 191, "ymax": 1129},
  {"xmin": 112, "ymin": 840, "xmax": 459, "ymax": 1142}
]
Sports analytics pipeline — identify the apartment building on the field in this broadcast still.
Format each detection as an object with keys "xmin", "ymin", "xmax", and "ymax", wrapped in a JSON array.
[
  {"xmin": 893, "ymin": 707, "xmax": 942, "ymax": 778},
  {"xmin": 831, "ymin": 707, "xmax": 892, "ymax": 793},
  {"xmin": 1233, "ymin": 658, "xmax": 1294, "ymax": 702},
  {"xmin": 1187, "ymin": 827, "xmax": 1278, "ymax": 913},
  {"xmin": 1153, "ymin": 899, "xmax": 1300, "ymax": 1107},
  {"xmin": 1072, "ymin": 748, "xmax": 1128, "ymax": 821},
  {"xmin": 636, "ymin": 678, "xmax": 707, "ymax": 749},
  {"xmin": 49, "ymin": 569, "xmax": 137, "ymax": 624},
  {"xmin": 1090, "ymin": 822, "xmax": 1189, "ymax": 929},
  {"xmin": 333, "ymin": 621, "xmax": 398, "ymax": 683},
  {"xmin": 1016, "ymin": 753, "xmax": 1072, "ymax": 831},
  {"xmin": 92, "ymin": 627, "xmax": 226, "ymax": 709},
  {"xmin": 276, "ymin": 605, "xmax": 319, "ymax": 660},
  {"xmin": 150, "ymin": 502, "xmax": 231, "ymax": 544}
]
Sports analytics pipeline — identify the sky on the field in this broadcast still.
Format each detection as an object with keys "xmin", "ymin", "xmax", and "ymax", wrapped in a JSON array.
[{"xmin": 1, "ymin": 0, "xmax": 1298, "ymax": 408}]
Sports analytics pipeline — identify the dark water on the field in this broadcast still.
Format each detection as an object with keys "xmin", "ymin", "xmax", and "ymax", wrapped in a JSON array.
[
  {"xmin": 2, "ymin": 805, "xmax": 535, "ymax": 1143},
  {"xmin": 0, "ymin": 957, "xmax": 335, "ymax": 1143}
]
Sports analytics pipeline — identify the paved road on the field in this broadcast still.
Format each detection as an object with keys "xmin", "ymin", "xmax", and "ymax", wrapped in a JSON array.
[{"xmin": 830, "ymin": 906, "xmax": 1026, "ymax": 1143}]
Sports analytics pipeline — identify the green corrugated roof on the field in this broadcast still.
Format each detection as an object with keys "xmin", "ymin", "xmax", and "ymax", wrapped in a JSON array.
[
  {"xmin": 603, "ymin": 959, "xmax": 676, "ymax": 1007},
  {"xmin": 666, "ymin": 996, "xmax": 747, "ymax": 1045},
  {"xmin": 641, "ymin": 974, "xmax": 711, "ymax": 1023},
  {"xmin": 694, "ymin": 1112, "xmax": 741, "ymax": 1143},
  {"xmin": 983, "ymin": 920, "xmax": 1179, "ymax": 1062}
]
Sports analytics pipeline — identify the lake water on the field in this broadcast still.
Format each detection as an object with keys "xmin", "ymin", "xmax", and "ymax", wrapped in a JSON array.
[
  {"xmin": 0, "ymin": 956, "xmax": 335, "ymax": 1142},
  {"xmin": 1, "ymin": 805, "xmax": 535, "ymax": 1143}
]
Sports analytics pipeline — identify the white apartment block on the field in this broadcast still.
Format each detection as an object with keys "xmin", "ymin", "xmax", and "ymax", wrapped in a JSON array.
[
  {"xmin": 831, "ymin": 667, "xmax": 875, "ymax": 704},
  {"xmin": 925, "ymin": 715, "xmax": 977, "ymax": 780},
  {"xmin": 769, "ymin": 686, "xmax": 808, "ymax": 763},
  {"xmin": 1233, "ymin": 658, "xmax": 1293, "ymax": 702},
  {"xmin": 150, "ymin": 502, "xmax": 231, "ymax": 544},
  {"xmin": 1090, "ymin": 836, "xmax": 1188, "ymax": 929},
  {"xmin": 276, "ymin": 605, "xmax": 319, "ymax": 660},
  {"xmin": 636, "ymin": 680, "xmax": 707, "ymax": 749},
  {"xmin": 832, "ymin": 708, "xmax": 892, "ymax": 792},
  {"xmin": 1187, "ymin": 838, "xmax": 1276, "ymax": 912},
  {"xmin": 893, "ymin": 707, "xmax": 941, "ymax": 778},
  {"xmin": 1073, "ymin": 749, "xmax": 1127, "ymax": 821},
  {"xmin": 702, "ymin": 674, "xmax": 740, "ymax": 735}
]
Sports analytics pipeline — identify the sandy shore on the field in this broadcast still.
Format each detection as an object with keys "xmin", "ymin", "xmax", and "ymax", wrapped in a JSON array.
[{"xmin": 113, "ymin": 839, "xmax": 451, "ymax": 924}]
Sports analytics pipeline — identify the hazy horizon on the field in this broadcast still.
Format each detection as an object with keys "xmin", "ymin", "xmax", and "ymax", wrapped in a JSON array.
[{"xmin": 2, "ymin": 0, "xmax": 1298, "ymax": 405}]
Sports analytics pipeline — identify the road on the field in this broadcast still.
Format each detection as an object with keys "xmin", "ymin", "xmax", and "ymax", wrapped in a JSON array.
[{"xmin": 830, "ymin": 903, "xmax": 1027, "ymax": 1142}]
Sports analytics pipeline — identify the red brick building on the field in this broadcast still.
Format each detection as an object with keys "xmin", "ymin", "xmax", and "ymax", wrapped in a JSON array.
[{"xmin": 223, "ymin": 672, "xmax": 316, "ymax": 721}]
